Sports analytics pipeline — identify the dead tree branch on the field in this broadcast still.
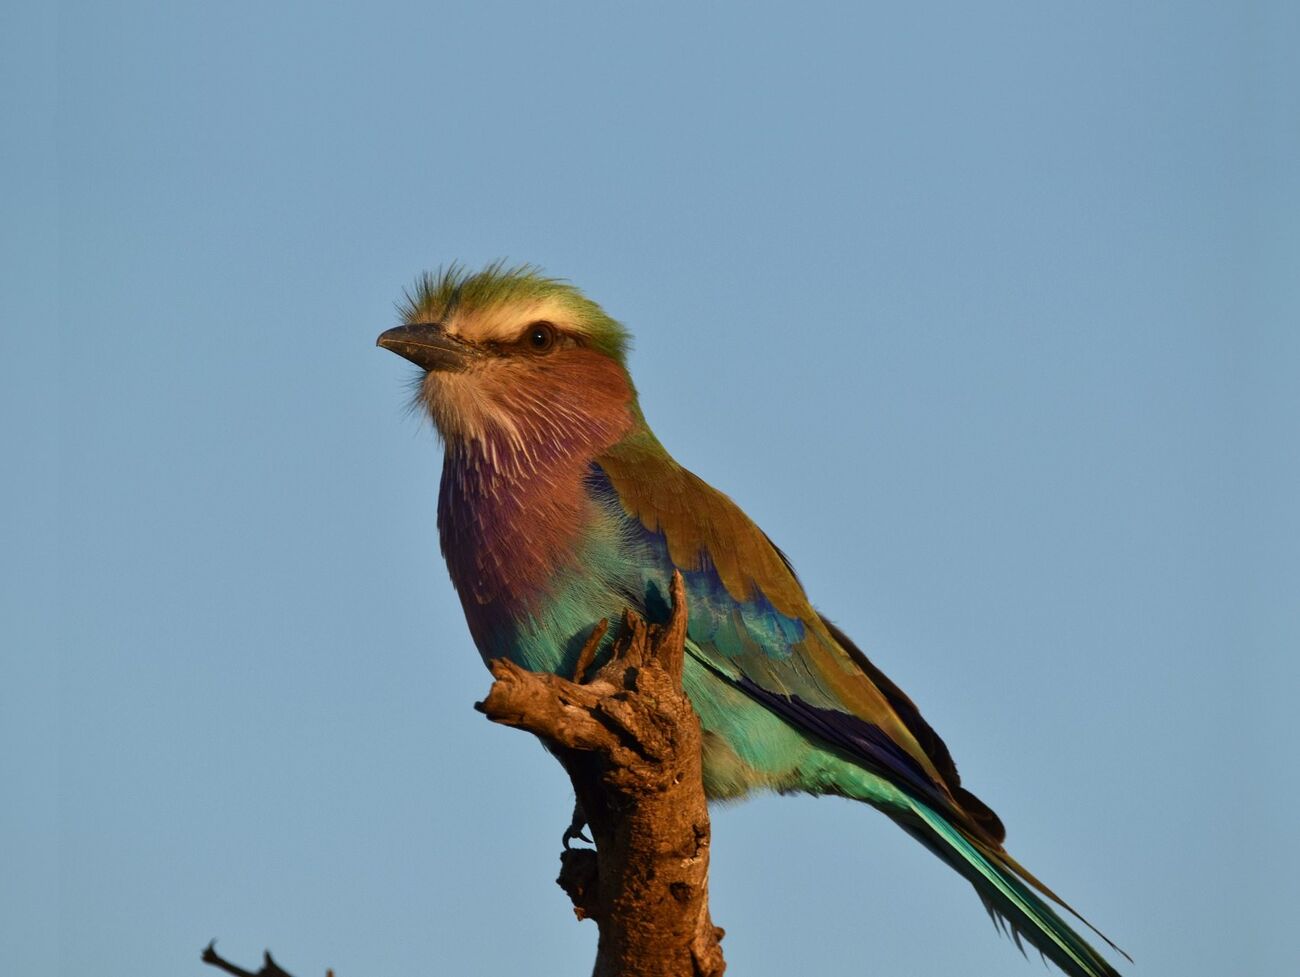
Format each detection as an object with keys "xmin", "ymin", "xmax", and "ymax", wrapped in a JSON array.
[
  {"xmin": 478, "ymin": 570, "xmax": 725, "ymax": 977},
  {"xmin": 201, "ymin": 572, "xmax": 722, "ymax": 977}
]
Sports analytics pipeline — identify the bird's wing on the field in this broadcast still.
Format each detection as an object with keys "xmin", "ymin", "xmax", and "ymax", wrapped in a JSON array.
[{"xmin": 595, "ymin": 441, "xmax": 1006, "ymax": 845}]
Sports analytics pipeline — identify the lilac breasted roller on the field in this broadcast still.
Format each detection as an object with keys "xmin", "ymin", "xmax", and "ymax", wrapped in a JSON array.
[{"xmin": 378, "ymin": 263, "xmax": 1127, "ymax": 977}]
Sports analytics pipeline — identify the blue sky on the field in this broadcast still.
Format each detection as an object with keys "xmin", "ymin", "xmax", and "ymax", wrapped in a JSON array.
[{"xmin": 5, "ymin": 2, "xmax": 1297, "ymax": 975}]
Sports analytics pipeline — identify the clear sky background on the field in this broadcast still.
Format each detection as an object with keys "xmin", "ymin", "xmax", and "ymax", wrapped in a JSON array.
[{"xmin": 5, "ymin": 2, "xmax": 1297, "ymax": 976}]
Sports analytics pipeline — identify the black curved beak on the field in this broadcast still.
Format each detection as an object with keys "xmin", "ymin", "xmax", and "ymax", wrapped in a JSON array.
[{"xmin": 376, "ymin": 323, "xmax": 474, "ymax": 372}]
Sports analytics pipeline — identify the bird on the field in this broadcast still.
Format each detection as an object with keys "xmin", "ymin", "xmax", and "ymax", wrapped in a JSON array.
[{"xmin": 377, "ymin": 262, "xmax": 1127, "ymax": 977}]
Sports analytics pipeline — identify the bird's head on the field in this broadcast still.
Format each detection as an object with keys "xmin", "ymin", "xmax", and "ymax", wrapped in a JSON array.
[{"xmin": 378, "ymin": 264, "xmax": 638, "ymax": 453}]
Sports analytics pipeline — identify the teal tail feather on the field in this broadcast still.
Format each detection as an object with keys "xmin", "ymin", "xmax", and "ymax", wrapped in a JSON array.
[{"xmin": 900, "ymin": 798, "xmax": 1128, "ymax": 977}]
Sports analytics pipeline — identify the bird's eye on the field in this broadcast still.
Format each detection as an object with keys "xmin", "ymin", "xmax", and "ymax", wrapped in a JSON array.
[{"xmin": 526, "ymin": 321, "xmax": 557, "ymax": 352}]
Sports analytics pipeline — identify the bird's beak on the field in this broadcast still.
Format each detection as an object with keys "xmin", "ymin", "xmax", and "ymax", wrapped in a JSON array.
[{"xmin": 376, "ymin": 323, "xmax": 474, "ymax": 372}]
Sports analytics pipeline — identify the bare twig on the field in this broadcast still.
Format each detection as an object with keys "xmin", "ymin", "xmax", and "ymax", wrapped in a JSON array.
[{"xmin": 201, "ymin": 942, "xmax": 316, "ymax": 977}]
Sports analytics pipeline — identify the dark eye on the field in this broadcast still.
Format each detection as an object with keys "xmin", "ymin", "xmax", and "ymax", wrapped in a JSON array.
[{"xmin": 526, "ymin": 321, "xmax": 557, "ymax": 352}]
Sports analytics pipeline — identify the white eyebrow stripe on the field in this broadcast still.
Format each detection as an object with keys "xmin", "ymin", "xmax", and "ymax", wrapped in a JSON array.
[{"xmin": 444, "ymin": 297, "xmax": 582, "ymax": 344}]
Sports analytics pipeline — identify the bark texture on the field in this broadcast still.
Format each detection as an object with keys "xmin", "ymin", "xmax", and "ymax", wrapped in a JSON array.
[{"xmin": 478, "ymin": 570, "xmax": 725, "ymax": 977}]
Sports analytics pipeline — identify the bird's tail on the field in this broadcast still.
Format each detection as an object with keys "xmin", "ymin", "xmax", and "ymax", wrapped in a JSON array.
[{"xmin": 896, "ymin": 797, "xmax": 1128, "ymax": 977}]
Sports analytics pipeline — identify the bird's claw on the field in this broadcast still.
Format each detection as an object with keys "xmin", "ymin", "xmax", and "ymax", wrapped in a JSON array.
[
  {"xmin": 562, "ymin": 802, "xmax": 592, "ymax": 849},
  {"xmin": 562, "ymin": 822, "xmax": 592, "ymax": 849}
]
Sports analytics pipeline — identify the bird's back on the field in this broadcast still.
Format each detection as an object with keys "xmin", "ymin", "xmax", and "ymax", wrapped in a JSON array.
[{"xmin": 590, "ymin": 432, "xmax": 1009, "ymax": 837}]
